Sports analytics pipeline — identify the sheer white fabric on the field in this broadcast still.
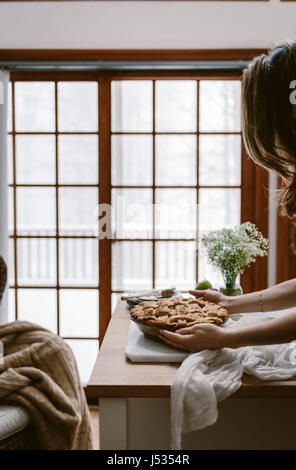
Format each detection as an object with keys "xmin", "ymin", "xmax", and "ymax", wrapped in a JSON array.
[{"xmin": 171, "ymin": 311, "xmax": 296, "ymax": 449}]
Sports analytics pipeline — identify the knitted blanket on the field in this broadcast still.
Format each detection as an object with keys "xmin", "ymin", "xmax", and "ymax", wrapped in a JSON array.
[{"xmin": 0, "ymin": 321, "xmax": 93, "ymax": 450}]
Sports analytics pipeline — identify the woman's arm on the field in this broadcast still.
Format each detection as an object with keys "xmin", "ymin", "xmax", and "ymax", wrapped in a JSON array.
[
  {"xmin": 159, "ymin": 310, "xmax": 296, "ymax": 352},
  {"xmin": 226, "ymin": 310, "xmax": 296, "ymax": 348},
  {"xmin": 230, "ymin": 279, "xmax": 296, "ymax": 313},
  {"xmin": 190, "ymin": 278, "xmax": 296, "ymax": 314}
]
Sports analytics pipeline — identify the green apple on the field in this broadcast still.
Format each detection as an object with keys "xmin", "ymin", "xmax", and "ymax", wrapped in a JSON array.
[{"xmin": 195, "ymin": 279, "xmax": 212, "ymax": 290}]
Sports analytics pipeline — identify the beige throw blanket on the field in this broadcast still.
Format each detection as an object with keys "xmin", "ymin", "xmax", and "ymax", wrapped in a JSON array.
[{"xmin": 0, "ymin": 321, "xmax": 93, "ymax": 450}]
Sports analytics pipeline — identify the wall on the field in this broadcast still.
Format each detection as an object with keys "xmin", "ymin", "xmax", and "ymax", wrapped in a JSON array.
[{"xmin": 0, "ymin": 0, "xmax": 295, "ymax": 50}]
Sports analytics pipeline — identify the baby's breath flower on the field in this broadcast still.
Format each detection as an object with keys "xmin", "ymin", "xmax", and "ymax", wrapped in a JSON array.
[{"xmin": 199, "ymin": 222, "xmax": 269, "ymax": 290}]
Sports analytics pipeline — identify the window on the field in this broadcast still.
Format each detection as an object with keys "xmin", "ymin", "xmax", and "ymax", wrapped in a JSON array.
[
  {"xmin": 8, "ymin": 70, "xmax": 267, "ymax": 383},
  {"xmin": 111, "ymin": 78, "xmax": 242, "ymax": 309},
  {"xmin": 8, "ymin": 75, "xmax": 100, "ymax": 384}
]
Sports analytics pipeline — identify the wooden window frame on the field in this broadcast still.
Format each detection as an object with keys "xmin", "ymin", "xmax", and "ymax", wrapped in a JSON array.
[
  {"xmin": 277, "ymin": 178, "xmax": 296, "ymax": 284},
  {"xmin": 9, "ymin": 72, "xmax": 102, "ymax": 350},
  {"xmin": 0, "ymin": 49, "xmax": 267, "ymax": 62},
  {"xmin": 5, "ymin": 48, "xmax": 268, "ymax": 343},
  {"xmin": 9, "ymin": 68, "xmax": 269, "ymax": 344},
  {"xmin": 277, "ymin": 210, "xmax": 290, "ymax": 284}
]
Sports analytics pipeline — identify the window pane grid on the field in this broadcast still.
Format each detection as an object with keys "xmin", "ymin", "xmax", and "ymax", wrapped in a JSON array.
[
  {"xmin": 8, "ymin": 74, "xmax": 244, "ymax": 380},
  {"xmin": 110, "ymin": 131, "xmax": 242, "ymax": 135},
  {"xmin": 111, "ymin": 78, "xmax": 242, "ymax": 294},
  {"xmin": 8, "ymin": 131, "xmax": 100, "ymax": 136},
  {"xmin": 152, "ymin": 81, "xmax": 156, "ymax": 288},
  {"xmin": 9, "ymin": 78, "xmax": 100, "ymax": 360},
  {"xmin": 9, "ymin": 184, "xmax": 100, "ymax": 187},
  {"xmin": 9, "ymin": 285, "xmax": 100, "ymax": 289}
]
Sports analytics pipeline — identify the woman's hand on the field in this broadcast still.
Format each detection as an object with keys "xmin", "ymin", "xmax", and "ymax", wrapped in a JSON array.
[
  {"xmin": 158, "ymin": 323, "xmax": 229, "ymax": 352},
  {"xmin": 189, "ymin": 288, "xmax": 226, "ymax": 305},
  {"xmin": 188, "ymin": 289, "xmax": 238, "ymax": 314}
]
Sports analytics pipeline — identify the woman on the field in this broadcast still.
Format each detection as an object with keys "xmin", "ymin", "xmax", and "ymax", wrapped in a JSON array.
[{"xmin": 160, "ymin": 40, "xmax": 296, "ymax": 352}]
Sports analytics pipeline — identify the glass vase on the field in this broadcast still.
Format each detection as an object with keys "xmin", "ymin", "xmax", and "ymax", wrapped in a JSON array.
[{"xmin": 219, "ymin": 273, "xmax": 243, "ymax": 296}]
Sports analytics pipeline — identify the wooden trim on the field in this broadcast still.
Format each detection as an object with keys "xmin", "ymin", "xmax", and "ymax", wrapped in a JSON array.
[
  {"xmin": 98, "ymin": 76, "xmax": 112, "ymax": 343},
  {"xmin": 276, "ymin": 177, "xmax": 291, "ymax": 284},
  {"xmin": 11, "ymin": 81, "xmax": 18, "ymax": 319},
  {"xmin": 9, "ymin": 285, "xmax": 100, "ymax": 289},
  {"xmin": 152, "ymin": 81, "xmax": 156, "ymax": 289},
  {"xmin": 241, "ymin": 145, "xmax": 269, "ymax": 293},
  {"xmin": 54, "ymin": 80, "xmax": 60, "ymax": 335},
  {"xmin": 252, "ymin": 165, "xmax": 269, "ymax": 291},
  {"xmin": 10, "ymin": 71, "xmax": 98, "ymax": 82},
  {"xmin": 88, "ymin": 380, "xmax": 296, "ymax": 399},
  {"xmin": 10, "ymin": 70, "xmax": 243, "ymax": 83},
  {"xmin": 275, "ymin": 178, "xmax": 296, "ymax": 285},
  {"xmin": 240, "ymin": 147, "xmax": 255, "ymax": 294},
  {"xmin": 277, "ymin": 212, "xmax": 290, "ymax": 283},
  {"xmin": 196, "ymin": 81, "xmax": 200, "ymax": 284},
  {"xmin": 1, "ymin": 48, "xmax": 267, "ymax": 63}
]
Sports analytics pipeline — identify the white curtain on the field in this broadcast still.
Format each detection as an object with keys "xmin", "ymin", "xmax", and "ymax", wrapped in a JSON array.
[{"xmin": 0, "ymin": 70, "xmax": 9, "ymax": 324}]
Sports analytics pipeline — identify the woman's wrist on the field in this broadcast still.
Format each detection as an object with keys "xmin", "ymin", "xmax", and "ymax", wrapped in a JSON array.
[
  {"xmin": 221, "ymin": 328, "xmax": 244, "ymax": 349},
  {"xmin": 219, "ymin": 327, "xmax": 249, "ymax": 349},
  {"xmin": 222, "ymin": 295, "xmax": 244, "ymax": 314},
  {"xmin": 212, "ymin": 327, "xmax": 242, "ymax": 350}
]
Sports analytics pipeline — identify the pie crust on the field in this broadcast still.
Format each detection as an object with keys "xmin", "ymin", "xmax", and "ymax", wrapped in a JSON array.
[{"xmin": 130, "ymin": 296, "xmax": 228, "ymax": 331}]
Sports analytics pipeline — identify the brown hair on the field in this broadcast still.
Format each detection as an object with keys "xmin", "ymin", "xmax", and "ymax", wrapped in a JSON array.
[{"xmin": 242, "ymin": 41, "xmax": 296, "ymax": 217}]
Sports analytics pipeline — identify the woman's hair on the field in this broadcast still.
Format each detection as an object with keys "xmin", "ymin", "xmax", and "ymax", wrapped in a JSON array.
[{"xmin": 242, "ymin": 40, "xmax": 296, "ymax": 217}]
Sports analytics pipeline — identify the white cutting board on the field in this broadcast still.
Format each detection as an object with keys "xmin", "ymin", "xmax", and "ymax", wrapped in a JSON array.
[
  {"xmin": 125, "ymin": 321, "xmax": 189, "ymax": 363},
  {"xmin": 125, "ymin": 309, "xmax": 294, "ymax": 363}
]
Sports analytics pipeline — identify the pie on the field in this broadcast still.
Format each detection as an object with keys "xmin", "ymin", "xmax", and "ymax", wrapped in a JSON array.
[{"xmin": 130, "ymin": 296, "xmax": 228, "ymax": 331}]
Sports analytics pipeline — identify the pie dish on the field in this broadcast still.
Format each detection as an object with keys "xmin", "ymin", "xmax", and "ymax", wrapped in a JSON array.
[{"xmin": 130, "ymin": 296, "xmax": 228, "ymax": 334}]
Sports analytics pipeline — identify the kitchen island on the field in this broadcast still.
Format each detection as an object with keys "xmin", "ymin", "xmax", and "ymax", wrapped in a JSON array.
[{"xmin": 88, "ymin": 300, "xmax": 296, "ymax": 450}]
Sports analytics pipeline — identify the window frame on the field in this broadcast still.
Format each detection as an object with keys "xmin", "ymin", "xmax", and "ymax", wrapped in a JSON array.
[{"xmin": 9, "ymin": 68, "xmax": 268, "ymax": 344}]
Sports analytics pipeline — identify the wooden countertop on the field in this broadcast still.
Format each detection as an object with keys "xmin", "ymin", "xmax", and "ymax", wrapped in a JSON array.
[{"xmin": 87, "ymin": 300, "xmax": 296, "ymax": 399}]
